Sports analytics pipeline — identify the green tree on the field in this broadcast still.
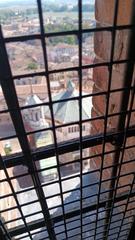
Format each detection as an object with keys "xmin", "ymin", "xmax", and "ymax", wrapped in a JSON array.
[{"xmin": 27, "ymin": 62, "xmax": 38, "ymax": 70}]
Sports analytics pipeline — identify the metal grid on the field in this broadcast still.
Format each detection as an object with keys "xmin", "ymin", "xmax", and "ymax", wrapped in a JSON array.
[{"xmin": 0, "ymin": 0, "xmax": 135, "ymax": 239}]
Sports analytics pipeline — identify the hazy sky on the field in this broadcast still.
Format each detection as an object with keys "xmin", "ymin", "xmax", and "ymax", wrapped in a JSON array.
[
  {"xmin": 0, "ymin": 0, "xmax": 95, "ymax": 7},
  {"xmin": 0, "ymin": 0, "xmax": 95, "ymax": 3}
]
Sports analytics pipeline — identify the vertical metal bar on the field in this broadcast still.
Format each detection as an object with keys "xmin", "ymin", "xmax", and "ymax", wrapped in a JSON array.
[
  {"xmin": 0, "ymin": 231, "xmax": 7, "ymax": 240},
  {"xmin": 116, "ymin": 82, "xmax": 135, "ymax": 240},
  {"xmin": 127, "ymin": 216, "xmax": 135, "ymax": 240},
  {"xmin": 94, "ymin": 1, "xmax": 119, "ymax": 239},
  {"xmin": 0, "ymin": 0, "xmax": 135, "ymax": 239},
  {"xmin": 0, "ymin": 156, "xmax": 33, "ymax": 240},
  {"xmin": 104, "ymin": 0, "xmax": 135, "ymax": 239},
  {"xmin": 0, "ymin": 26, "xmax": 56, "ymax": 240},
  {"xmin": 36, "ymin": 0, "xmax": 68, "ymax": 238},
  {"xmin": 78, "ymin": 0, "xmax": 83, "ymax": 238},
  {"xmin": 116, "ymin": 19, "xmax": 135, "ymax": 236},
  {"xmin": 0, "ymin": 219, "xmax": 11, "ymax": 240}
]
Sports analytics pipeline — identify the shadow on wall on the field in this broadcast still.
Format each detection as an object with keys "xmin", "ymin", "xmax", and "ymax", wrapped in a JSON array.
[{"xmin": 12, "ymin": 162, "xmax": 44, "ymax": 189}]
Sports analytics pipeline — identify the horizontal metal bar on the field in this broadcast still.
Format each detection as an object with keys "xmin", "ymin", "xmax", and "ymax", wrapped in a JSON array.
[
  {"xmin": 53, "ymin": 219, "xmax": 132, "ymax": 239},
  {"xmin": 1, "ymin": 125, "xmax": 135, "ymax": 169},
  {"xmin": 4, "ymin": 24, "xmax": 135, "ymax": 43},
  {"xmin": 2, "ymin": 108, "xmax": 135, "ymax": 142},
  {"xmin": 1, "ymin": 148, "xmax": 135, "ymax": 186},
  {"xmin": 0, "ymin": 1, "xmax": 135, "ymax": 239},
  {"xmin": 12, "ymin": 59, "xmax": 129, "ymax": 80},
  {"xmin": 7, "ymin": 188, "xmax": 135, "ymax": 237},
  {"xmin": 0, "ymin": 85, "xmax": 133, "ymax": 116},
  {"xmin": 1, "ymin": 177, "xmax": 132, "ymax": 215}
]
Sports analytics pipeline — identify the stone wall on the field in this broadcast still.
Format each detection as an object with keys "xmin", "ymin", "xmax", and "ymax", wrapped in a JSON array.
[{"xmin": 91, "ymin": 0, "xmax": 135, "ymax": 196}]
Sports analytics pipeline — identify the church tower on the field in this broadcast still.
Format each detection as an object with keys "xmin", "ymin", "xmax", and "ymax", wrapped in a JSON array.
[{"xmin": 23, "ymin": 94, "xmax": 49, "ymax": 148}]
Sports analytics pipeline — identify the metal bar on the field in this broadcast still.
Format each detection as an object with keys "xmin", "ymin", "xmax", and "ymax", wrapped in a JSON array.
[
  {"xmin": 0, "ymin": 25, "xmax": 56, "ymax": 240},
  {"xmin": 78, "ymin": 0, "xmax": 83, "ymax": 238},
  {"xmin": 0, "ymin": 156, "xmax": 33, "ymax": 240},
  {"xmin": 11, "ymin": 59, "xmax": 129, "ymax": 80},
  {"xmin": 105, "ymin": 1, "xmax": 135, "ymax": 238},
  {"xmin": 1, "ymin": 163, "xmax": 134, "ymax": 202},
  {"xmin": 1, "ymin": 108, "xmax": 135, "ymax": 142},
  {"xmin": 37, "ymin": 0, "xmax": 68, "ymax": 238},
  {"xmin": 0, "ymin": 219, "xmax": 10, "ymax": 240},
  {"xmin": 54, "ymin": 219, "xmax": 132, "ymax": 239},
  {"xmin": 0, "ymin": 85, "xmax": 134, "ymax": 115},
  {"xmin": 4, "ymin": 24, "xmax": 135, "ymax": 43},
  {"xmin": 7, "ymin": 188, "xmax": 135, "ymax": 237},
  {"xmin": 94, "ymin": 1, "xmax": 119, "ymax": 239},
  {"xmin": 1, "ymin": 125, "xmax": 135, "ymax": 169},
  {"xmin": 127, "ymin": 216, "xmax": 135, "ymax": 240},
  {"xmin": 0, "ymin": 147, "xmax": 135, "ymax": 185},
  {"xmin": 116, "ymin": 58, "xmax": 135, "ymax": 240},
  {"xmin": 0, "ymin": 0, "xmax": 135, "ymax": 239}
]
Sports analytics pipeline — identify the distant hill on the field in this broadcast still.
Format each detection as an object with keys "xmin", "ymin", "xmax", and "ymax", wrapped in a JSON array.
[
  {"xmin": 51, "ymin": 0, "xmax": 95, "ymax": 3},
  {"xmin": 0, "ymin": 0, "xmax": 95, "ymax": 9},
  {"xmin": 0, "ymin": 0, "xmax": 36, "ymax": 8}
]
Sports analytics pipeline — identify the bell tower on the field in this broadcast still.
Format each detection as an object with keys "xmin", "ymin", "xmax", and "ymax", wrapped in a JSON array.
[{"xmin": 23, "ymin": 94, "xmax": 49, "ymax": 149}]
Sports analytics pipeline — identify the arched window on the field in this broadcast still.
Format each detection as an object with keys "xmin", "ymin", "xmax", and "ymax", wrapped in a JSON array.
[{"xmin": 35, "ymin": 112, "xmax": 39, "ymax": 121}]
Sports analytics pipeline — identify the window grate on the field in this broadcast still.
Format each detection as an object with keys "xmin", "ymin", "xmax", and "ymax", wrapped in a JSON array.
[{"xmin": 0, "ymin": 0, "xmax": 135, "ymax": 239}]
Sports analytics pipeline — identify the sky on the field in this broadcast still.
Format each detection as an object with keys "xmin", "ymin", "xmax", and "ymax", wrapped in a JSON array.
[
  {"xmin": 0, "ymin": 0, "xmax": 95, "ymax": 4},
  {"xmin": 0, "ymin": 0, "xmax": 95, "ymax": 9}
]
